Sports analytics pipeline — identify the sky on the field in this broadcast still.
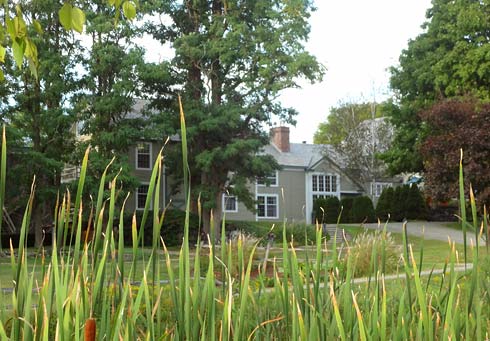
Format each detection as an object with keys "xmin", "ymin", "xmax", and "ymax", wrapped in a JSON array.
[{"xmin": 281, "ymin": 0, "xmax": 433, "ymax": 143}]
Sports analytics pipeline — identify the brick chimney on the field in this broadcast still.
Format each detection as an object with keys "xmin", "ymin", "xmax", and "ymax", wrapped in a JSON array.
[{"xmin": 271, "ymin": 126, "xmax": 290, "ymax": 152}]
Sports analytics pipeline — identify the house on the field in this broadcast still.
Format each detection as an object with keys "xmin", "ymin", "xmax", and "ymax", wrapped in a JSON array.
[
  {"xmin": 221, "ymin": 127, "xmax": 366, "ymax": 224},
  {"xmin": 63, "ymin": 98, "xmax": 399, "ymax": 220}
]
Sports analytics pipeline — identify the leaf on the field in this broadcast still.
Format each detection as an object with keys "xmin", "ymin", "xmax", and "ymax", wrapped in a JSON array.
[
  {"xmin": 0, "ymin": 45, "xmax": 5, "ymax": 63},
  {"xmin": 58, "ymin": 3, "xmax": 72, "ymax": 31},
  {"xmin": 13, "ymin": 16, "xmax": 27, "ymax": 38},
  {"xmin": 33, "ymin": 20, "xmax": 43, "ymax": 35},
  {"xmin": 122, "ymin": 1, "xmax": 136, "ymax": 20},
  {"xmin": 12, "ymin": 39, "xmax": 24, "ymax": 68},
  {"xmin": 71, "ymin": 7, "xmax": 85, "ymax": 33},
  {"xmin": 6, "ymin": 19, "xmax": 15, "ymax": 39},
  {"xmin": 24, "ymin": 39, "xmax": 38, "ymax": 61},
  {"xmin": 0, "ymin": 69, "xmax": 4, "ymax": 82}
]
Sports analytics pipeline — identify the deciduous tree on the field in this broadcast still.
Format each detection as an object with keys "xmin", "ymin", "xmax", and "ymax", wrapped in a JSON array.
[
  {"xmin": 2, "ymin": 0, "xmax": 81, "ymax": 246},
  {"xmin": 420, "ymin": 98, "xmax": 490, "ymax": 207},
  {"xmin": 384, "ymin": 0, "xmax": 490, "ymax": 175},
  {"xmin": 144, "ymin": 0, "xmax": 323, "ymax": 233}
]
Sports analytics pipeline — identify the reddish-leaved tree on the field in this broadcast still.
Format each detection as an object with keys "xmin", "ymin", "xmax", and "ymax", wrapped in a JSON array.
[{"xmin": 420, "ymin": 98, "xmax": 490, "ymax": 207}]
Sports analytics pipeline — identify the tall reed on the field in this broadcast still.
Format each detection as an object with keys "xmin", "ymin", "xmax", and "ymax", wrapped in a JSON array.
[{"xmin": 0, "ymin": 107, "xmax": 488, "ymax": 339}]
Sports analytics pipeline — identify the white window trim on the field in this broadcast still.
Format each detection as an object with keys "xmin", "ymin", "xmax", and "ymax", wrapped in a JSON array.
[
  {"xmin": 311, "ymin": 172, "xmax": 339, "ymax": 196},
  {"xmin": 222, "ymin": 194, "xmax": 238, "ymax": 213},
  {"xmin": 256, "ymin": 194, "xmax": 279, "ymax": 219},
  {"xmin": 135, "ymin": 142, "xmax": 152, "ymax": 170},
  {"xmin": 257, "ymin": 170, "xmax": 279, "ymax": 187},
  {"xmin": 136, "ymin": 183, "xmax": 153, "ymax": 210},
  {"xmin": 306, "ymin": 172, "xmax": 340, "ymax": 224}
]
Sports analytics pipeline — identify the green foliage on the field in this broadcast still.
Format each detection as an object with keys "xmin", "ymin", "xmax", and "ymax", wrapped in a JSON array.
[
  {"xmin": 2, "ymin": 0, "xmax": 80, "ymax": 245},
  {"xmin": 143, "ymin": 0, "xmax": 324, "ymax": 232},
  {"xmin": 312, "ymin": 196, "xmax": 340, "ymax": 224},
  {"xmin": 1, "ymin": 110, "xmax": 490, "ymax": 339},
  {"xmin": 350, "ymin": 196, "xmax": 375, "ymax": 223},
  {"xmin": 376, "ymin": 186, "xmax": 394, "ymax": 221},
  {"xmin": 384, "ymin": 0, "xmax": 490, "ymax": 175},
  {"xmin": 406, "ymin": 184, "xmax": 428, "ymax": 220},
  {"xmin": 225, "ymin": 220, "xmax": 324, "ymax": 246},
  {"xmin": 340, "ymin": 197, "xmax": 354, "ymax": 223},
  {"xmin": 385, "ymin": 184, "xmax": 427, "ymax": 222},
  {"xmin": 346, "ymin": 229, "xmax": 402, "ymax": 277},
  {"xmin": 314, "ymin": 101, "xmax": 385, "ymax": 145},
  {"xmin": 123, "ymin": 209, "xmax": 201, "ymax": 246},
  {"xmin": 392, "ymin": 185, "xmax": 409, "ymax": 222},
  {"xmin": 74, "ymin": 4, "xmax": 149, "ymax": 202}
]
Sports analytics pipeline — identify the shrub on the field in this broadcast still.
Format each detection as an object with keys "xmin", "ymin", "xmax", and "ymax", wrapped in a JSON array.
[
  {"xmin": 350, "ymin": 196, "xmax": 375, "ymax": 223},
  {"xmin": 406, "ymin": 185, "xmax": 428, "ymax": 220},
  {"xmin": 346, "ymin": 229, "xmax": 402, "ymax": 277},
  {"xmin": 391, "ymin": 185, "xmax": 407, "ymax": 221},
  {"xmin": 312, "ymin": 197, "xmax": 328, "ymax": 223},
  {"xmin": 312, "ymin": 196, "xmax": 341, "ymax": 224},
  {"xmin": 376, "ymin": 187, "xmax": 394, "ymax": 221},
  {"xmin": 202, "ymin": 231, "xmax": 259, "ymax": 278},
  {"xmin": 340, "ymin": 197, "xmax": 354, "ymax": 223},
  {"xmin": 122, "ymin": 209, "xmax": 201, "ymax": 246},
  {"xmin": 225, "ymin": 220, "xmax": 327, "ymax": 246}
]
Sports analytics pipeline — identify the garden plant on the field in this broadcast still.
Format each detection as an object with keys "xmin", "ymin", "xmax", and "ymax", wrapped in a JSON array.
[{"xmin": 0, "ymin": 105, "xmax": 489, "ymax": 340}]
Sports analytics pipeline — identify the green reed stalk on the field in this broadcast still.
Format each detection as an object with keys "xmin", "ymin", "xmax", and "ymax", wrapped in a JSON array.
[
  {"xmin": 469, "ymin": 186, "xmax": 479, "ymax": 257},
  {"xmin": 0, "ymin": 126, "xmax": 6, "ymax": 252},
  {"xmin": 92, "ymin": 157, "xmax": 113, "ymax": 257},
  {"xmin": 459, "ymin": 149, "xmax": 468, "ymax": 268}
]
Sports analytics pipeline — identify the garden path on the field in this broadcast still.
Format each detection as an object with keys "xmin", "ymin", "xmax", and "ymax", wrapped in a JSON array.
[{"xmin": 360, "ymin": 221, "xmax": 485, "ymax": 245}]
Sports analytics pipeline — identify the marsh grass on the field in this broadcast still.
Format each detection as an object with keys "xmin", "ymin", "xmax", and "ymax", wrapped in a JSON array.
[{"xmin": 0, "ymin": 108, "xmax": 489, "ymax": 339}]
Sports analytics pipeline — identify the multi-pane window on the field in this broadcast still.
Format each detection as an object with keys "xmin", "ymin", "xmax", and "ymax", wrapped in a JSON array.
[
  {"xmin": 372, "ymin": 182, "xmax": 391, "ymax": 197},
  {"xmin": 136, "ymin": 143, "xmax": 152, "ymax": 169},
  {"xmin": 222, "ymin": 194, "xmax": 238, "ymax": 212},
  {"xmin": 312, "ymin": 174, "xmax": 337, "ymax": 193},
  {"xmin": 136, "ymin": 184, "xmax": 151, "ymax": 210},
  {"xmin": 257, "ymin": 195, "xmax": 278, "ymax": 218},
  {"xmin": 257, "ymin": 171, "xmax": 278, "ymax": 187}
]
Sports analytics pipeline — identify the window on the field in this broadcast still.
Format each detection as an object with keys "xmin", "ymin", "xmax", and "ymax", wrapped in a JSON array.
[
  {"xmin": 257, "ymin": 171, "xmax": 278, "ymax": 187},
  {"xmin": 222, "ymin": 194, "xmax": 238, "ymax": 212},
  {"xmin": 312, "ymin": 174, "xmax": 337, "ymax": 193},
  {"xmin": 257, "ymin": 195, "xmax": 278, "ymax": 218},
  {"xmin": 372, "ymin": 182, "xmax": 391, "ymax": 197},
  {"xmin": 136, "ymin": 184, "xmax": 151, "ymax": 210},
  {"xmin": 136, "ymin": 143, "xmax": 152, "ymax": 169}
]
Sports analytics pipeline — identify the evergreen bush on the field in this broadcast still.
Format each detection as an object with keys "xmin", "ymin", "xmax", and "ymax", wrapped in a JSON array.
[
  {"xmin": 392, "ymin": 185, "xmax": 407, "ymax": 221},
  {"xmin": 406, "ymin": 184, "xmax": 428, "ymax": 220},
  {"xmin": 324, "ymin": 196, "xmax": 341, "ymax": 223},
  {"xmin": 312, "ymin": 196, "xmax": 341, "ymax": 224},
  {"xmin": 376, "ymin": 187, "xmax": 394, "ymax": 221},
  {"xmin": 340, "ymin": 197, "xmax": 354, "ymax": 223},
  {"xmin": 312, "ymin": 197, "xmax": 328, "ymax": 224},
  {"xmin": 350, "ymin": 196, "xmax": 376, "ymax": 223}
]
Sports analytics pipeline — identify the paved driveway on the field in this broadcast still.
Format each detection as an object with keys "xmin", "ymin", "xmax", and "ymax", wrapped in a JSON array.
[{"xmin": 360, "ymin": 221, "xmax": 485, "ymax": 245}]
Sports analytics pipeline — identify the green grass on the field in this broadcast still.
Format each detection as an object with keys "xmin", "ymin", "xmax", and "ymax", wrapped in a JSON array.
[{"xmin": 1, "ymin": 113, "xmax": 490, "ymax": 339}]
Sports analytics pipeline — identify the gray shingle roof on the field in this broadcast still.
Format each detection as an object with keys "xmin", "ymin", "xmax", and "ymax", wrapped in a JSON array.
[{"xmin": 263, "ymin": 143, "xmax": 347, "ymax": 169}]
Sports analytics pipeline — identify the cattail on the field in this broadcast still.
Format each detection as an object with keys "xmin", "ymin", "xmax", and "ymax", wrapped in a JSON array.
[{"xmin": 85, "ymin": 318, "xmax": 96, "ymax": 341}]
